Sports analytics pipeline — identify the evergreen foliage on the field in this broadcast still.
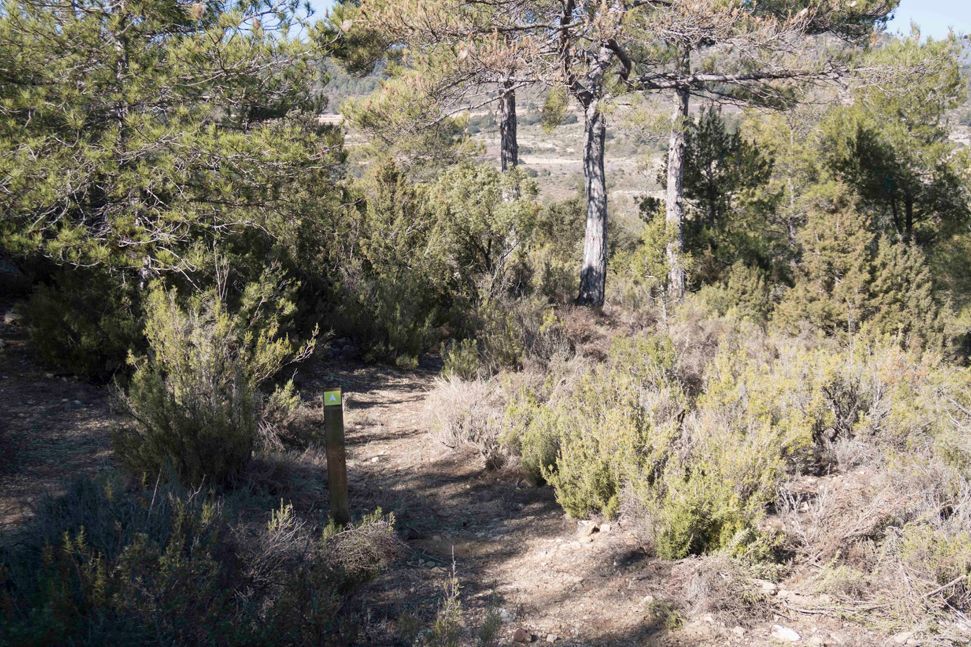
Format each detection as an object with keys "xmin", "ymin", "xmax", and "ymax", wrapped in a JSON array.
[
  {"xmin": 0, "ymin": 0, "xmax": 342, "ymax": 277},
  {"xmin": 114, "ymin": 273, "xmax": 313, "ymax": 486},
  {"xmin": 0, "ymin": 478, "xmax": 397, "ymax": 645},
  {"xmin": 24, "ymin": 268, "xmax": 142, "ymax": 380}
]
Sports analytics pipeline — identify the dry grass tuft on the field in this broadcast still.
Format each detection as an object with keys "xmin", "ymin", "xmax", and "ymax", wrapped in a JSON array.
[
  {"xmin": 425, "ymin": 376, "xmax": 506, "ymax": 470},
  {"xmin": 668, "ymin": 554, "xmax": 771, "ymax": 626}
]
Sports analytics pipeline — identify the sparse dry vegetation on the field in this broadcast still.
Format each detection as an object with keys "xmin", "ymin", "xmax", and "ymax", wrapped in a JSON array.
[
  {"xmin": 0, "ymin": 477, "xmax": 398, "ymax": 646},
  {"xmin": 426, "ymin": 376, "xmax": 506, "ymax": 470},
  {"xmin": 2, "ymin": 0, "xmax": 971, "ymax": 644}
]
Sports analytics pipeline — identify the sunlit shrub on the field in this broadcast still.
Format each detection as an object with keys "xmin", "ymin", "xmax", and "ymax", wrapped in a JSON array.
[
  {"xmin": 426, "ymin": 376, "xmax": 506, "ymax": 470},
  {"xmin": 502, "ymin": 335, "xmax": 682, "ymax": 513},
  {"xmin": 114, "ymin": 274, "xmax": 313, "ymax": 487},
  {"xmin": 442, "ymin": 338, "xmax": 480, "ymax": 380}
]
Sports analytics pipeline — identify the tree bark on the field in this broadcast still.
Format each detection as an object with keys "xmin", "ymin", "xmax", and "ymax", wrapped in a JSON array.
[
  {"xmin": 577, "ymin": 100, "xmax": 608, "ymax": 307},
  {"xmin": 904, "ymin": 191, "xmax": 914, "ymax": 242},
  {"xmin": 498, "ymin": 80, "xmax": 519, "ymax": 172},
  {"xmin": 665, "ymin": 87, "xmax": 690, "ymax": 301}
]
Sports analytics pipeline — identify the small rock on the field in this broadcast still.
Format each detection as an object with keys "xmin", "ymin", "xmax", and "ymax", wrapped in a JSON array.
[
  {"xmin": 497, "ymin": 608, "xmax": 514, "ymax": 623},
  {"xmin": 807, "ymin": 636, "xmax": 826, "ymax": 647},
  {"xmin": 513, "ymin": 627, "xmax": 533, "ymax": 643},
  {"xmin": 600, "ymin": 522, "xmax": 611, "ymax": 533},
  {"xmin": 702, "ymin": 613, "xmax": 715, "ymax": 624},
  {"xmin": 771, "ymin": 625, "xmax": 801, "ymax": 643},
  {"xmin": 732, "ymin": 626, "xmax": 746, "ymax": 637},
  {"xmin": 577, "ymin": 520, "xmax": 600, "ymax": 537},
  {"xmin": 546, "ymin": 634, "xmax": 558, "ymax": 643},
  {"xmin": 640, "ymin": 594, "xmax": 656, "ymax": 607},
  {"xmin": 370, "ymin": 456, "xmax": 380, "ymax": 463},
  {"xmin": 891, "ymin": 631, "xmax": 914, "ymax": 645},
  {"xmin": 754, "ymin": 579, "xmax": 779, "ymax": 596}
]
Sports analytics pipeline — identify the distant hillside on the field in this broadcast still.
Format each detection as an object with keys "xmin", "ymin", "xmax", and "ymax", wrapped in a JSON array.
[{"xmin": 320, "ymin": 60, "xmax": 384, "ymax": 114}]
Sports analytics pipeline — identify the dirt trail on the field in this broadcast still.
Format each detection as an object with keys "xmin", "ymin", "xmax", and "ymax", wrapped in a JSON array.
[
  {"xmin": 295, "ymin": 362, "xmax": 876, "ymax": 647},
  {"xmin": 0, "ymin": 311, "xmax": 869, "ymax": 645},
  {"xmin": 301, "ymin": 362, "xmax": 695, "ymax": 646},
  {"xmin": 0, "ymin": 304, "xmax": 117, "ymax": 533}
]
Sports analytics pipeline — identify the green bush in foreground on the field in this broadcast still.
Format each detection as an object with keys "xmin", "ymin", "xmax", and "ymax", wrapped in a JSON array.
[
  {"xmin": 502, "ymin": 312, "xmax": 971, "ymax": 561},
  {"xmin": 503, "ymin": 335, "xmax": 682, "ymax": 513},
  {"xmin": 0, "ymin": 478, "xmax": 397, "ymax": 646},
  {"xmin": 114, "ymin": 275, "xmax": 313, "ymax": 487}
]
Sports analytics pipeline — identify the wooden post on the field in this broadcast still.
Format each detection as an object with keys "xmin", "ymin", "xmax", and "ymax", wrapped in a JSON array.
[{"xmin": 323, "ymin": 388, "xmax": 350, "ymax": 525}]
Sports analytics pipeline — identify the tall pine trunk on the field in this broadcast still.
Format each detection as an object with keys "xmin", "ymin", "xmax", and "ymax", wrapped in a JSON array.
[
  {"xmin": 665, "ymin": 88, "xmax": 689, "ymax": 301},
  {"xmin": 577, "ymin": 100, "xmax": 608, "ymax": 307},
  {"xmin": 498, "ymin": 80, "xmax": 519, "ymax": 172}
]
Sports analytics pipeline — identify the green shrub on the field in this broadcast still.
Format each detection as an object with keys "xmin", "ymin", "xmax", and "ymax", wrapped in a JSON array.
[
  {"xmin": 0, "ymin": 480, "xmax": 233, "ymax": 646},
  {"xmin": 696, "ymin": 262, "xmax": 774, "ymax": 324},
  {"xmin": 502, "ymin": 335, "xmax": 682, "ymax": 513},
  {"xmin": 524, "ymin": 243, "xmax": 576, "ymax": 304},
  {"xmin": 900, "ymin": 525, "xmax": 971, "ymax": 590},
  {"xmin": 333, "ymin": 160, "xmax": 445, "ymax": 365},
  {"xmin": 335, "ymin": 160, "xmax": 546, "ymax": 366},
  {"xmin": 502, "ymin": 386, "xmax": 564, "ymax": 485},
  {"xmin": 338, "ymin": 270, "xmax": 438, "ymax": 367},
  {"xmin": 544, "ymin": 337, "xmax": 682, "ymax": 518},
  {"xmin": 425, "ymin": 564, "xmax": 464, "ymax": 647},
  {"xmin": 774, "ymin": 182, "xmax": 947, "ymax": 350},
  {"xmin": 642, "ymin": 408, "xmax": 787, "ymax": 559},
  {"xmin": 114, "ymin": 276, "xmax": 313, "ymax": 487},
  {"xmin": 476, "ymin": 297, "xmax": 572, "ymax": 374},
  {"xmin": 442, "ymin": 338, "xmax": 481, "ymax": 380},
  {"xmin": 24, "ymin": 268, "xmax": 142, "ymax": 380},
  {"xmin": 500, "ymin": 325, "xmax": 964, "ymax": 560}
]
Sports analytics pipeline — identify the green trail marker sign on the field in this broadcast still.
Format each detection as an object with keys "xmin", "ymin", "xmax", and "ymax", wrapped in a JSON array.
[{"xmin": 322, "ymin": 387, "xmax": 349, "ymax": 524}]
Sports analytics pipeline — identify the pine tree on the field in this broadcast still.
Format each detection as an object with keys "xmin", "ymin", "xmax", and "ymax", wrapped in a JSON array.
[
  {"xmin": 775, "ymin": 182, "xmax": 876, "ymax": 335},
  {"xmin": 628, "ymin": 0, "xmax": 897, "ymax": 300},
  {"xmin": 775, "ymin": 181, "xmax": 947, "ymax": 349},
  {"xmin": 868, "ymin": 238, "xmax": 945, "ymax": 349},
  {"xmin": 820, "ymin": 34, "xmax": 969, "ymax": 245},
  {"xmin": 0, "ymin": 0, "xmax": 342, "ymax": 281},
  {"xmin": 678, "ymin": 106, "xmax": 783, "ymax": 285}
]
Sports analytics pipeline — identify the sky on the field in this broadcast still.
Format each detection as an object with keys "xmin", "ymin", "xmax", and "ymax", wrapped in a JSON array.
[
  {"xmin": 889, "ymin": 0, "xmax": 971, "ymax": 38},
  {"xmin": 307, "ymin": 1, "xmax": 971, "ymax": 39}
]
